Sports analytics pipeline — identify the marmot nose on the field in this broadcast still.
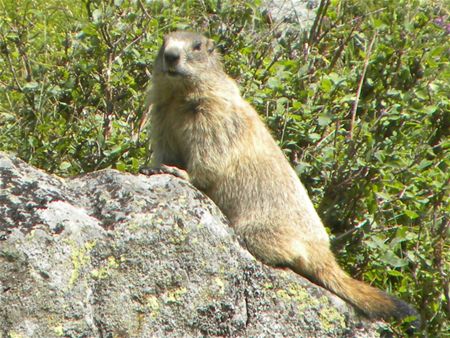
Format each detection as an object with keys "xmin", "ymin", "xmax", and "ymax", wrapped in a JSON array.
[{"xmin": 164, "ymin": 49, "xmax": 180, "ymax": 65}]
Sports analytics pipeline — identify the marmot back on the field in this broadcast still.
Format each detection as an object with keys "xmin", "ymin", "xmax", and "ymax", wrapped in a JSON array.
[{"xmin": 146, "ymin": 31, "xmax": 421, "ymax": 331}]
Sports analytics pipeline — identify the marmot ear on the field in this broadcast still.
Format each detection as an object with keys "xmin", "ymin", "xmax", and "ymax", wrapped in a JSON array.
[{"xmin": 206, "ymin": 38, "xmax": 215, "ymax": 53}]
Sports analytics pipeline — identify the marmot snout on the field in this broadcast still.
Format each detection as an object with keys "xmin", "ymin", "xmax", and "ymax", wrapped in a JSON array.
[{"xmin": 154, "ymin": 31, "xmax": 218, "ymax": 81}]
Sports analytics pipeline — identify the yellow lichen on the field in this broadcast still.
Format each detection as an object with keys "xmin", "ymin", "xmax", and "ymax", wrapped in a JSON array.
[
  {"xmin": 68, "ymin": 240, "xmax": 97, "ymax": 287},
  {"xmin": 276, "ymin": 289, "xmax": 290, "ymax": 300},
  {"xmin": 263, "ymin": 282, "xmax": 274, "ymax": 289},
  {"xmin": 53, "ymin": 324, "xmax": 64, "ymax": 336},
  {"xmin": 8, "ymin": 332, "xmax": 24, "ymax": 338},
  {"xmin": 276, "ymin": 283, "xmax": 322, "ymax": 313},
  {"xmin": 214, "ymin": 277, "xmax": 226, "ymax": 295},
  {"xmin": 165, "ymin": 287, "xmax": 187, "ymax": 304},
  {"xmin": 145, "ymin": 295, "xmax": 161, "ymax": 318},
  {"xmin": 319, "ymin": 306, "xmax": 346, "ymax": 331},
  {"xmin": 91, "ymin": 255, "xmax": 120, "ymax": 279},
  {"xmin": 169, "ymin": 227, "xmax": 190, "ymax": 245}
]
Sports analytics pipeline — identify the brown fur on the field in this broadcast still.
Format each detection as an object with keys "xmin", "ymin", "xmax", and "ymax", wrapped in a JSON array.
[{"xmin": 146, "ymin": 31, "xmax": 420, "ymax": 328}]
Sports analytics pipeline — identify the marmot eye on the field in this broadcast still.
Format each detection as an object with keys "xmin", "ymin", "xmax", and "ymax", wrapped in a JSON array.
[{"xmin": 193, "ymin": 41, "xmax": 202, "ymax": 51}]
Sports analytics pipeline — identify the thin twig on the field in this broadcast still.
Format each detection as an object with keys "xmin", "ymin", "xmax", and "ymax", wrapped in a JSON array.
[
  {"xmin": 308, "ymin": 0, "xmax": 330, "ymax": 45},
  {"xmin": 349, "ymin": 32, "xmax": 377, "ymax": 140},
  {"xmin": 333, "ymin": 219, "xmax": 369, "ymax": 242},
  {"xmin": 138, "ymin": 0, "xmax": 152, "ymax": 20},
  {"xmin": 280, "ymin": 100, "xmax": 289, "ymax": 144},
  {"xmin": 328, "ymin": 20, "xmax": 360, "ymax": 71},
  {"xmin": 113, "ymin": 33, "xmax": 145, "ymax": 64}
]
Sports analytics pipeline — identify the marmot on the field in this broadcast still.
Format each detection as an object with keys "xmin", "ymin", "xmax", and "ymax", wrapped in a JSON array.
[{"xmin": 144, "ymin": 31, "xmax": 420, "ymax": 329}]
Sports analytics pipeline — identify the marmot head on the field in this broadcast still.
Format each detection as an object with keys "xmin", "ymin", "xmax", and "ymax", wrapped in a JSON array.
[{"xmin": 153, "ymin": 31, "xmax": 222, "ymax": 86}]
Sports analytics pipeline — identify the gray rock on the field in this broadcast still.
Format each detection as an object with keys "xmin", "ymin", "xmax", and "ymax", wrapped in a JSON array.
[
  {"xmin": 262, "ymin": 0, "xmax": 318, "ymax": 30},
  {"xmin": 0, "ymin": 151, "xmax": 381, "ymax": 337}
]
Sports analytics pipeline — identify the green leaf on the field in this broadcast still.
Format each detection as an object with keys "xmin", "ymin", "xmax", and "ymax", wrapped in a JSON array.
[
  {"xmin": 318, "ymin": 114, "xmax": 332, "ymax": 127},
  {"xmin": 320, "ymin": 78, "xmax": 332, "ymax": 93},
  {"xmin": 380, "ymin": 251, "xmax": 409, "ymax": 268},
  {"xmin": 59, "ymin": 161, "xmax": 71, "ymax": 170},
  {"xmin": 308, "ymin": 133, "xmax": 321, "ymax": 142},
  {"xmin": 404, "ymin": 210, "xmax": 419, "ymax": 219},
  {"xmin": 423, "ymin": 105, "xmax": 438, "ymax": 115},
  {"xmin": 22, "ymin": 82, "xmax": 39, "ymax": 92},
  {"xmin": 267, "ymin": 77, "xmax": 281, "ymax": 89},
  {"xmin": 92, "ymin": 9, "xmax": 102, "ymax": 23}
]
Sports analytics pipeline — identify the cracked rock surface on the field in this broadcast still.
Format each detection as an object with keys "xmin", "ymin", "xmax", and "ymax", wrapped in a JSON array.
[{"xmin": 0, "ymin": 152, "xmax": 380, "ymax": 337}]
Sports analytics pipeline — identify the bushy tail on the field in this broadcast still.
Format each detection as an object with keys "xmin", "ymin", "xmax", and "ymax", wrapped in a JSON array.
[{"xmin": 290, "ymin": 247, "xmax": 421, "ymax": 331}]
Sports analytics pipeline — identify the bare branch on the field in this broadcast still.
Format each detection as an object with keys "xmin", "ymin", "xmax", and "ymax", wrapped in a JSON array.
[{"xmin": 349, "ymin": 32, "xmax": 377, "ymax": 140}]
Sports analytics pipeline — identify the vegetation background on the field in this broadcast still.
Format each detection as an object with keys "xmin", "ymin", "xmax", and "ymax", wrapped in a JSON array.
[{"xmin": 0, "ymin": 0, "xmax": 448, "ymax": 336}]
